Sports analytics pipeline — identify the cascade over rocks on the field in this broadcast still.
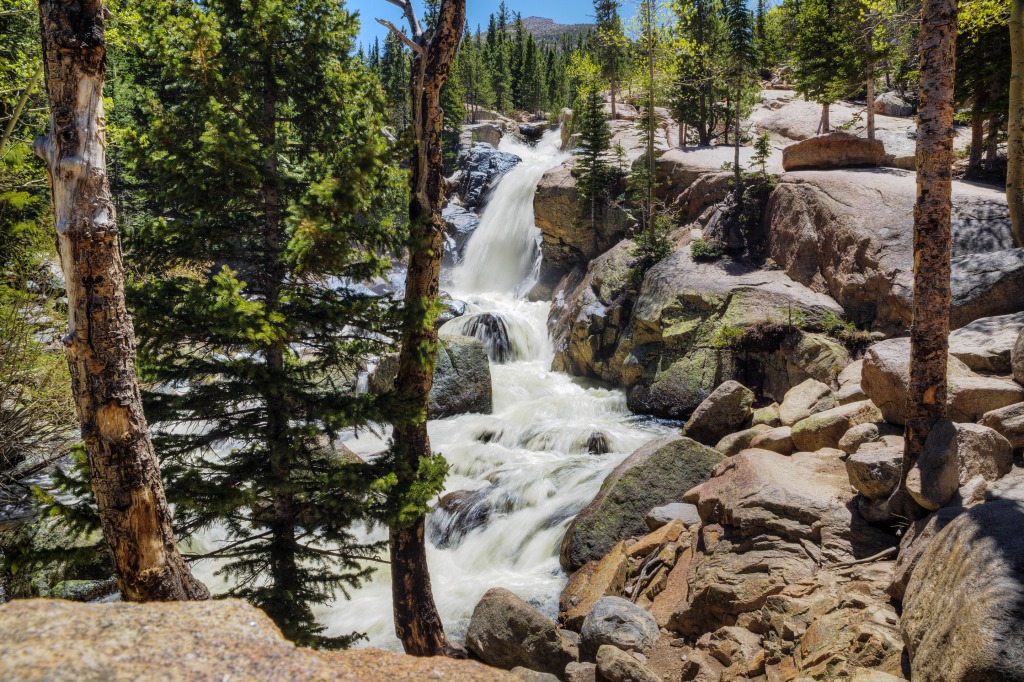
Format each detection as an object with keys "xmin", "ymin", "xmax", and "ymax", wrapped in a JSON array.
[{"xmin": 559, "ymin": 436, "xmax": 722, "ymax": 571}]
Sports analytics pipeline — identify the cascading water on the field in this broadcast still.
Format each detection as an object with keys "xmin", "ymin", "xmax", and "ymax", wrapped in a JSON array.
[{"xmin": 190, "ymin": 128, "xmax": 673, "ymax": 648}]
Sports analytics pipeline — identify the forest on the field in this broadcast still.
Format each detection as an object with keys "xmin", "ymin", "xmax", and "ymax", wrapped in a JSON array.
[{"xmin": 1, "ymin": 0, "xmax": 1022, "ymax": 679}]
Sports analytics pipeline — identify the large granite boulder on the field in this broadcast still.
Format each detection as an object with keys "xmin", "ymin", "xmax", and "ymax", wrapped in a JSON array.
[
  {"xmin": 862, "ymin": 337, "xmax": 1024, "ymax": 426},
  {"xmin": 595, "ymin": 645, "xmax": 660, "ymax": 682},
  {"xmin": 779, "ymin": 378, "xmax": 837, "ymax": 426},
  {"xmin": 906, "ymin": 420, "xmax": 1013, "ymax": 511},
  {"xmin": 873, "ymin": 91, "xmax": 914, "ymax": 117},
  {"xmin": 458, "ymin": 142, "xmax": 521, "ymax": 209},
  {"xmin": 846, "ymin": 442, "xmax": 902, "ymax": 501},
  {"xmin": 949, "ymin": 311, "xmax": 1024, "ymax": 373},
  {"xmin": 442, "ymin": 205, "xmax": 481, "ymax": 267},
  {"xmin": 790, "ymin": 400, "xmax": 884, "ymax": 452},
  {"xmin": 781, "ymin": 132, "xmax": 885, "ymax": 171},
  {"xmin": 0, "ymin": 599, "xmax": 514, "ymax": 681},
  {"xmin": 369, "ymin": 335, "xmax": 492, "ymax": 419},
  {"xmin": 766, "ymin": 169, "xmax": 1014, "ymax": 331},
  {"xmin": 901, "ymin": 477, "xmax": 1024, "ymax": 681},
  {"xmin": 980, "ymin": 402, "xmax": 1024, "ymax": 448},
  {"xmin": 559, "ymin": 436, "xmax": 722, "ymax": 571},
  {"xmin": 681, "ymin": 380, "xmax": 755, "ymax": 446},
  {"xmin": 466, "ymin": 588, "xmax": 579, "ymax": 678},
  {"xmin": 531, "ymin": 159, "xmax": 633, "ymax": 299}
]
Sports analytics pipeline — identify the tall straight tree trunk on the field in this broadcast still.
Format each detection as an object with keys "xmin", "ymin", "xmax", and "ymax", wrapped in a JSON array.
[
  {"xmin": 898, "ymin": 0, "xmax": 957, "ymax": 516},
  {"xmin": 611, "ymin": 78, "xmax": 618, "ymax": 119},
  {"xmin": 379, "ymin": 0, "xmax": 465, "ymax": 657},
  {"xmin": 820, "ymin": 102, "xmax": 830, "ymax": 133},
  {"xmin": 866, "ymin": 72, "xmax": 876, "ymax": 140},
  {"xmin": 1009, "ymin": 0, "xmax": 1024, "ymax": 246},
  {"xmin": 969, "ymin": 87, "xmax": 986, "ymax": 170},
  {"xmin": 33, "ymin": 0, "xmax": 207, "ymax": 601}
]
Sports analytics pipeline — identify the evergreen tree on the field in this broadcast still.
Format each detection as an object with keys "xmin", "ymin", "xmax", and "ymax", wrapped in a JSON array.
[
  {"xmin": 575, "ymin": 84, "xmax": 612, "ymax": 225},
  {"xmin": 791, "ymin": 0, "xmax": 865, "ymax": 132},
  {"xmin": 380, "ymin": 31, "xmax": 413, "ymax": 130},
  {"xmin": 594, "ymin": 0, "xmax": 628, "ymax": 118},
  {"xmin": 123, "ymin": 0, "xmax": 404, "ymax": 647},
  {"xmin": 672, "ymin": 0, "xmax": 731, "ymax": 145},
  {"xmin": 485, "ymin": 13, "xmax": 513, "ymax": 111}
]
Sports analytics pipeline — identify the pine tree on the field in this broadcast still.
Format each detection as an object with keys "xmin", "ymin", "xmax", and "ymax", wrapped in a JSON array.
[
  {"xmin": 594, "ymin": 0, "xmax": 628, "ymax": 118},
  {"xmin": 485, "ymin": 13, "xmax": 513, "ymax": 111},
  {"xmin": 381, "ymin": 31, "xmax": 414, "ymax": 130},
  {"xmin": 672, "ymin": 0, "xmax": 731, "ymax": 145},
  {"xmin": 575, "ymin": 85, "xmax": 612, "ymax": 226},
  {"xmin": 791, "ymin": 0, "xmax": 865, "ymax": 132},
  {"xmin": 123, "ymin": 0, "xmax": 404, "ymax": 647}
]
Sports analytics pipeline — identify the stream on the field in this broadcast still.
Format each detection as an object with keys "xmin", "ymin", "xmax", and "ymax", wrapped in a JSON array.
[{"xmin": 193, "ymin": 128, "xmax": 674, "ymax": 649}]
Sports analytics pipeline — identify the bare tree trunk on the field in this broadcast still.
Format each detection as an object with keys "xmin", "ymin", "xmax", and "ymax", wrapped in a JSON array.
[
  {"xmin": 866, "ymin": 73, "xmax": 876, "ymax": 141},
  {"xmin": 680, "ymin": 122, "xmax": 686, "ymax": 148},
  {"xmin": 970, "ymin": 104, "xmax": 985, "ymax": 170},
  {"xmin": 1009, "ymin": 0, "xmax": 1024, "ymax": 245},
  {"xmin": 379, "ymin": 0, "xmax": 466, "ymax": 657},
  {"xmin": 33, "ymin": 0, "xmax": 207, "ymax": 601},
  {"xmin": 611, "ymin": 78, "xmax": 617, "ymax": 119},
  {"xmin": 898, "ymin": 0, "xmax": 957, "ymax": 518},
  {"xmin": 820, "ymin": 102, "xmax": 830, "ymax": 134}
]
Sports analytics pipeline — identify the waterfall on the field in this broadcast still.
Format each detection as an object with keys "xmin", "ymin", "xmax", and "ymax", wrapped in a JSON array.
[
  {"xmin": 190, "ymin": 128, "xmax": 674, "ymax": 649},
  {"xmin": 454, "ymin": 131, "xmax": 566, "ymax": 297}
]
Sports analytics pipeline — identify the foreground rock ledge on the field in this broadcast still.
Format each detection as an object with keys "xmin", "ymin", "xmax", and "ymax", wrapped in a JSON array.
[{"xmin": 0, "ymin": 599, "xmax": 516, "ymax": 682}]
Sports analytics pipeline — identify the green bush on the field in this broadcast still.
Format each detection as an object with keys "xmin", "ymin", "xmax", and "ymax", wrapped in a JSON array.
[{"xmin": 691, "ymin": 237, "xmax": 723, "ymax": 261}]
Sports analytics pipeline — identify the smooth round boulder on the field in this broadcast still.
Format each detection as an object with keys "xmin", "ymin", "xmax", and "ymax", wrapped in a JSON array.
[
  {"xmin": 749, "ymin": 426, "xmax": 795, "ymax": 455},
  {"xmin": 579, "ymin": 597, "xmax": 659, "ymax": 661},
  {"xmin": 714, "ymin": 424, "xmax": 773, "ymax": 457},
  {"xmin": 465, "ymin": 588, "xmax": 578, "ymax": 677},
  {"xmin": 779, "ymin": 378, "xmax": 837, "ymax": 426},
  {"xmin": 791, "ymin": 400, "xmax": 883, "ymax": 452},
  {"xmin": 846, "ymin": 443, "xmax": 902, "ymax": 501},
  {"xmin": 682, "ymin": 380, "xmax": 755, "ymax": 446}
]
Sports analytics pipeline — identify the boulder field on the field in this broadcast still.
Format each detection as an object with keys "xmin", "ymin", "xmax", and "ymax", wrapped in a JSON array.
[{"xmin": 460, "ymin": 94, "xmax": 1024, "ymax": 682}]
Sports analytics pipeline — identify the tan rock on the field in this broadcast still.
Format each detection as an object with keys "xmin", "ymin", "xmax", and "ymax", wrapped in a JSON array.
[
  {"xmin": 791, "ymin": 400, "xmax": 884, "ymax": 452},
  {"xmin": 682, "ymin": 381, "xmax": 755, "ymax": 446},
  {"xmin": 628, "ymin": 519, "xmax": 685, "ymax": 559},
  {"xmin": 560, "ymin": 542, "xmax": 629, "ymax": 630},
  {"xmin": 751, "ymin": 403, "xmax": 782, "ymax": 427},
  {"xmin": 979, "ymin": 401, "xmax": 1024, "ymax": 448},
  {"xmin": 749, "ymin": 426, "xmax": 795, "ymax": 455},
  {"xmin": 781, "ymin": 132, "xmax": 885, "ymax": 171},
  {"xmin": 715, "ymin": 424, "xmax": 773, "ymax": 457},
  {"xmin": 780, "ymin": 378, "xmax": 837, "ymax": 426},
  {"xmin": 0, "ymin": 599, "xmax": 516, "ymax": 682}
]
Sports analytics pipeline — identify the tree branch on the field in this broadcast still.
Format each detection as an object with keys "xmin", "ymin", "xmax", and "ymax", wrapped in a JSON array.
[
  {"xmin": 375, "ymin": 18, "xmax": 425, "ymax": 55},
  {"xmin": 384, "ymin": 0, "xmax": 424, "ymax": 42}
]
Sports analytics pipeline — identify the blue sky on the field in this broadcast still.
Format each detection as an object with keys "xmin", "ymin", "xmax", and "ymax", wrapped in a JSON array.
[{"xmin": 347, "ymin": 0, "xmax": 601, "ymax": 52}]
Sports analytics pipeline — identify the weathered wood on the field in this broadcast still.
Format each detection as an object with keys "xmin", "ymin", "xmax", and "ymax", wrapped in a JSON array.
[
  {"xmin": 33, "ymin": 0, "xmax": 207, "ymax": 601},
  {"xmin": 1009, "ymin": 0, "xmax": 1024, "ymax": 245},
  {"xmin": 899, "ymin": 0, "xmax": 957, "ymax": 518},
  {"xmin": 382, "ymin": 0, "xmax": 466, "ymax": 657}
]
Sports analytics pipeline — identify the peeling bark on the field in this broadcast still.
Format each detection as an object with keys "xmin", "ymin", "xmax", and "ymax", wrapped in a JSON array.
[
  {"xmin": 899, "ymin": 0, "xmax": 957, "ymax": 518},
  {"xmin": 33, "ymin": 0, "xmax": 207, "ymax": 601},
  {"xmin": 382, "ymin": 0, "xmax": 466, "ymax": 657},
  {"xmin": 1009, "ymin": 0, "xmax": 1024, "ymax": 245}
]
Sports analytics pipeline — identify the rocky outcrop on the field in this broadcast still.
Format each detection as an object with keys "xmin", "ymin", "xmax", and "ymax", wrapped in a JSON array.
[
  {"xmin": 766, "ymin": 169, "xmax": 1014, "ymax": 331},
  {"xmin": 466, "ymin": 588, "xmax": 579, "ymax": 678},
  {"xmin": 901, "ymin": 477, "xmax": 1024, "ymax": 681},
  {"xmin": 442, "ymin": 205, "xmax": 481, "ymax": 267},
  {"xmin": 781, "ymin": 132, "xmax": 885, "ymax": 171},
  {"xmin": 561, "ymin": 247, "xmax": 845, "ymax": 420},
  {"xmin": 458, "ymin": 143, "xmax": 521, "ymax": 210},
  {"xmin": 862, "ymin": 337, "xmax": 1024, "ymax": 426},
  {"xmin": 980, "ymin": 402, "xmax": 1024, "ymax": 448},
  {"xmin": 430, "ymin": 336, "xmax": 493, "ymax": 418},
  {"xmin": 531, "ymin": 159, "xmax": 633, "ymax": 299},
  {"xmin": 559, "ymin": 436, "xmax": 722, "ymax": 571},
  {"xmin": 560, "ymin": 542, "xmax": 629, "ymax": 631},
  {"xmin": 0, "ymin": 599, "xmax": 514, "ymax": 681}
]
